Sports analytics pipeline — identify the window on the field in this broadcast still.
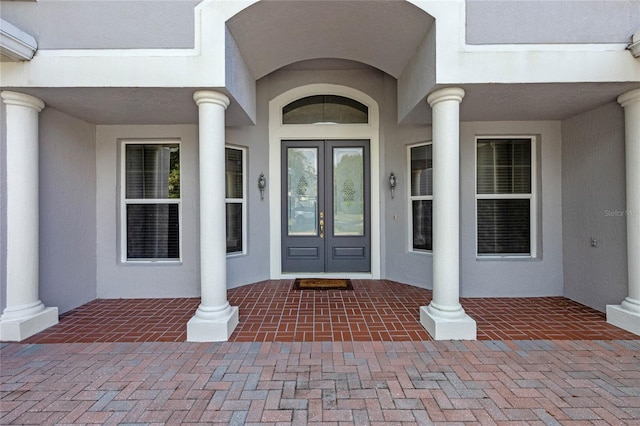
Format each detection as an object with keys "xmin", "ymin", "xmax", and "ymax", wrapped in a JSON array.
[
  {"xmin": 123, "ymin": 141, "xmax": 181, "ymax": 261},
  {"xmin": 476, "ymin": 137, "xmax": 535, "ymax": 256},
  {"xmin": 282, "ymin": 95, "xmax": 368, "ymax": 124},
  {"xmin": 408, "ymin": 143, "xmax": 433, "ymax": 252},
  {"xmin": 225, "ymin": 146, "xmax": 246, "ymax": 255}
]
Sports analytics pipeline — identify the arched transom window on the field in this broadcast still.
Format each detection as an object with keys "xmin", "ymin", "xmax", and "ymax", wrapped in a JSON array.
[{"xmin": 282, "ymin": 95, "xmax": 368, "ymax": 125}]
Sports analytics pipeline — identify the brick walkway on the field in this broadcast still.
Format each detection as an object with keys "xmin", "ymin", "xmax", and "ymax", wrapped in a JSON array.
[
  {"xmin": 3, "ymin": 280, "xmax": 639, "ymax": 424},
  {"xmin": 1, "ymin": 340, "xmax": 639, "ymax": 424}
]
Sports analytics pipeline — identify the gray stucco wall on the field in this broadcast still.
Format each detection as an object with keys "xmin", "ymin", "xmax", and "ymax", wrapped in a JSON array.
[
  {"xmin": 381, "ymin": 78, "xmax": 434, "ymax": 288},
  {"xmin": 3, "ymin": 0, "xmax": 637, "ymax": 50},
  {"xmin": 39, "ymin": 109, "xmax": 97, "ymax": 313},
  {"xmin": 460, "ymin": 121, "xmax": 564, "ymax": 297},
  {"xmin": 91, "ymin": 67, "xmax": 567, "ymax": 297},
  {"xmin": 96, "ymin": 125, "xmax": 200, "ymax": 299},
  {"xmin": 466, "ymin": 0, "xmax": 639, "ymax": 45},
  {"xmin": 562, "ymin": 102, "xmax": 627, "ymax": 312},
  {"xmin": 376, "ymin": 114, "xmax": 565, "ymax": 296},
  {"xmin": 0, "ymin": 0, "xmax": 199, "ymax": 50},
  {"xmin": 225, "ymin": 78, "xmax": 271, "ymax": 288},
  {"xmin": 226, "ymin": 66, "xmax": 420, "ymax": 287},
  {"xmin": 91, "ymin": 66, "xmax": 431, "ymax": 293}
]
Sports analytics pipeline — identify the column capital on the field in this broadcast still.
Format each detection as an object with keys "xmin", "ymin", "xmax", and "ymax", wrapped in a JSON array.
[
  {"xmin": 193, "ymin": 90, "xmax": 230, "ymax": 109},
  {"xmin": 427, "ymin": 87, "xmax": 465, "ymax": 107},
  {"xmin": 618, "ymin": 88, "xmax": 640, "ymax": 108},
  {"xmin": 1, "ymin": 91, "xmax": 44, "ymax": 111}
]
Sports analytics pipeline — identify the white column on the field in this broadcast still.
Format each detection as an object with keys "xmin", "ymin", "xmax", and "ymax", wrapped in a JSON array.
[
  {"xmin": 0, "ymin": 91, "xmax": 58, "ymax": 341},
  {"xmin": 187, "ymin": 90, "xmax": 239, "ymax": 342},
  {"xmin": 420, "ymin": 87, "xmax": 476, "ymax": 340},
  {"xmin": 607, "ymin": 88, "xmax": 640, "ymax": 336}
]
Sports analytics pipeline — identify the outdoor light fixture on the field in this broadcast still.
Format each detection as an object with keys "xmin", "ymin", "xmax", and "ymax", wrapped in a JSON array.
[
  {"xmin": 257, "ymin": 173, "xmax": 266, "ymax": 200},
  {"xmin": 389, "ymin": 172, "xmax": 397, "ymax": 199}
]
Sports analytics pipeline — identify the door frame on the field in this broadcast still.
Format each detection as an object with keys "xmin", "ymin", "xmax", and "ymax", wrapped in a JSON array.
[
  {"xmin": 281, "ymin": 139, "xmax": 371, "ymax": 273},
  {"xmin": 269, "ymin": 84, "xmax": 381, "ymax": 279}
]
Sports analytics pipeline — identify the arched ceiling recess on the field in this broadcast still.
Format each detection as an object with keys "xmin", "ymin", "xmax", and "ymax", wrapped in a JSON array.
[{"xmin": 225, "ymin": 0, "xmax": 434, "ymax": 80}]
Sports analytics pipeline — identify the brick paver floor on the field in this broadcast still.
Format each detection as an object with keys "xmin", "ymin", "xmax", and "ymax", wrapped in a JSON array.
[
  {"xmin": 21, "ymin": 280, "xmax": 637, "ymax": 344},
  {"xmin": 2, "ymin": 280, "xmax": 639, "ymax": 424},
  {"xmin": 1, "ymin": 340, "xmax": 639, "ymax": 425}
]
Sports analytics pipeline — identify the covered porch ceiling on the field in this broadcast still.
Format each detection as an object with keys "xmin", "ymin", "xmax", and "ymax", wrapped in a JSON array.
[
  {"xmin": 225, "ymin": 0, "xmax": 433, "ymax": 80},
  {"xmin": 13, "ymin": 81, "xmax": 639, "ymax": 126}
]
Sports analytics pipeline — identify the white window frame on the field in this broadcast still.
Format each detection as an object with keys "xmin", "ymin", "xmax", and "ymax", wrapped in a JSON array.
[
  {"xmin": 225, "ymin": 145, "xmax": 247, "ymax": 256},
  {"xmin": 120, "ymin": 139, "xmax": 182, "ymax": 263},
  {"xmin": 475, "ymin": 135, "xmax": 537, "ymax": 258},
  {"xmin": 407, "ymin": 141, "xmax": 433, "ymax": 254}
]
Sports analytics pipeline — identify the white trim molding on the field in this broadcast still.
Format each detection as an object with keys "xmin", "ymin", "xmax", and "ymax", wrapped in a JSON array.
[
  {"xmin": 268, "ymin": 84, "xmax": 381, "ymax": 280},
  {"xmin": 225, "ymin": 144, "xmax": 248, "ymax": 257},
  {"xmin": 0, "ymin": 19, "xmax": 37, "ymax": 62},
  {"xmin": 119, "ymin": 139, "xmax": 183, "ymax": 264},
  {"xmin": 474, "ymin": 135, "xmax": 538, "ymax": 259},
  {"xmin": 406, "ymin": 141, "xmax": 434, "ymax": 254}
]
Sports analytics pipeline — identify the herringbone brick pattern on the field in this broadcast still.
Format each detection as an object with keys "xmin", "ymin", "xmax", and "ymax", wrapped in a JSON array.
[
  {"xmin": 21, "ymin": 280, "xmax": 636, "ymax": 344},
  {"xmin": 1, "ymin": 340, "xmax": 639, "ymax": 424}
]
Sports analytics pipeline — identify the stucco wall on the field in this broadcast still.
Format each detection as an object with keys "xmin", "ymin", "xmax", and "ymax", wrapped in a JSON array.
[
  {"xmin": 383, "ymin": 118, "xmax": 565, "ymax": 296},
  {"xmin": 96, "ymin": 125, "xmax": 200, "ymax": 299},
  {"xmin": 224, "ymin": 79, "xmax": 271, "ymax": 288},
  {"xmin": 381, "ymin": 79, "xmax": 434, "ymax": 288},
  {"xmin": 226, "ymin": 65, "xmax": 424, "ymax": 287},
  {"xmin": 562, "ymin": 102, "xmax": 627, "ymax": 312},
  {"xmin": 0, "ymin": 0, "xmax": 199, "ymax": 50},
  {"xmin": 39, "ymin": 109, "xmax": 97, "ymax": 313},
  {"xmin": 459, "ymin": 121, "xmax": 564, "ymax": 297},
  {"xmin": 90, "ymin": 69, "xmax": 567, "ymax": 297},
  {"xmin": 466, "ymin": 0, "xmax": 639, "ymax": 45},
  {"xmin": 8, "ymin": 0, "xmax": 636, "ymax": 50},
  {"xmin": 90, "ymin": 66, "xmax": 435, "ymax": 293}
]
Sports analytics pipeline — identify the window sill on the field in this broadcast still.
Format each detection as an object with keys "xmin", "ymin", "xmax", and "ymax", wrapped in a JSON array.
[
  {"xmin": 410, "ymin": 249, "xmax": 433, "ymax": 256},
  {"xmin": 122, "ymin": 260, "xmax": 183, "ymax": 266},
  {"xmin": 226, "ymin": 252, "xmax": 246, "ymax": 259},
  {"xmin": 476, "ymin": 255, "xmax": 538, "ymax": 262}
]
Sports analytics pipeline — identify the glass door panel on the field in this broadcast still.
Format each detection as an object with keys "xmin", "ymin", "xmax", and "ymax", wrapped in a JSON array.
[
  {"xmin": 287, "ymin": 147, "xmax": 319, "ymax": 236},
  {"xmin": 333, "ymin": 147, "xmax": 364, "ymax": 236}
]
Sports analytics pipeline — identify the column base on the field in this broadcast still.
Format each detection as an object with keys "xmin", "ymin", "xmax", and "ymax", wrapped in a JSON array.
[
  {"xmin": 606, "ymin": 304, "xmax": 640, "ymax": 336},
  {"xmin": 420, "ymin": 306, "xmax": 477, "ymax": 340},
  {"xmin": 0, "ymin": 307, "xmax": 58, "ymax": 342},
  {"xmin": 187, "ymin": 306, "xmax": 239, "ymax": 342}
]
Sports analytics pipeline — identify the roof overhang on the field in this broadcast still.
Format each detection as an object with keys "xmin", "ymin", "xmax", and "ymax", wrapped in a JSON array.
[
  {"xmin": 1, "ymin": 1, "xmax": 638, "ymax": 126},
  {"xmin": 0, "ymin": 19, "xmax": 37, "ymax": 62}
]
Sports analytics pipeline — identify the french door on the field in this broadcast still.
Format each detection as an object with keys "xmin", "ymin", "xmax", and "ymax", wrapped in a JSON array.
[{"xmin": 281, "ymin": 140, "xmax": 370, "ymax": 273}]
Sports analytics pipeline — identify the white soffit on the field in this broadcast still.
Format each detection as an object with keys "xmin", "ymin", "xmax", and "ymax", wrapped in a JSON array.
[
  {"xmin": 226, "ymin": 0, "xmax": 434, "ymax": 79},
  {"xmin": 0, "ymin": 19, "xmax": 37, "ymax": 62}
]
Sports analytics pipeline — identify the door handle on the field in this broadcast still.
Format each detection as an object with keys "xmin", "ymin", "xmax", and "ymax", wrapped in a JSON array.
[{"xmin": 319, "ymin": 212, "xmax": 324, "ymax": 238}]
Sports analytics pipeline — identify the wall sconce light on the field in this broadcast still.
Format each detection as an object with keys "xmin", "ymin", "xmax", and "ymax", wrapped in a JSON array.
[
  {"xmin": 389, "ymin": 172, "xmax": 397, "ymax": 199},
  {"xmin": 257, "ymin": 173, "xmax": 266, "ymax": 200}
]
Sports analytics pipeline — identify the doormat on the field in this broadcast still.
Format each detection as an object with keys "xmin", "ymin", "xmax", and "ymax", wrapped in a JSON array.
[{"xmin": 293, "ymin": 278, "xmax": 353, "ymax": 290}]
